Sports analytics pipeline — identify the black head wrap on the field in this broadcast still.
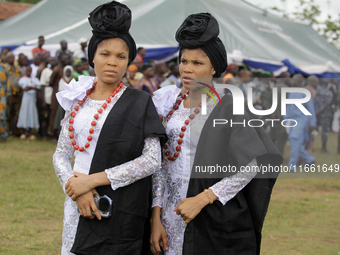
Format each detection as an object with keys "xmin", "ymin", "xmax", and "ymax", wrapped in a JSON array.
[
  {"xmin": 87, "ymin": 1, "xmax": 136, "ymax": 68},
  {"xmin": 175, "ymin": 13, "xmax": 227, "ymax": 78}
]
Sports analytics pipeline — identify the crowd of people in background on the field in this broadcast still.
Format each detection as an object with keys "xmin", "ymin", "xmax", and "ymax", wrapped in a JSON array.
[
  {"xmin": 222, "ymin": 66, "xmax": 340, "ymax": 169},
  {"xmin": 0, "ymin": 35, "xmax": 339, "ymax": 159}
]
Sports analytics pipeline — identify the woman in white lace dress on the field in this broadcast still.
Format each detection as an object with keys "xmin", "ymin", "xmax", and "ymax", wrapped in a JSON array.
[
  {"xmin": 150, "ymin": 13, "xmax": 282, "ymax": 255},
  {"xmin": 53, "ymin": 2, "xmax": 166, "ymax": 254}
]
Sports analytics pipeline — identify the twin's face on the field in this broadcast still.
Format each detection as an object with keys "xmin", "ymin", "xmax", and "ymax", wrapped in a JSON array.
[
  {"xmin": 92, "ymin": 39, "xmax": 215, "ymax": 89},
  {"xmin": 93, "ymin": 38, "xmax": 129, "ymax": 86},
  {"xmin": 179, "ymin": 48, "xmax": 215, "ymax": 90}
]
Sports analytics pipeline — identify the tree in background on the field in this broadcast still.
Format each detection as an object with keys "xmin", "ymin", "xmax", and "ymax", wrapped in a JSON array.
[
  {"xmin": 292, "ymin": 0, "xmax": 321, "ymax": 26},
  {"xmin": 322, "ymin": 14, "xmax": 340, "ymax": 49},
  {"xmin": 270, "ymin": 0, "xmax": 340, "ymax": 50}
]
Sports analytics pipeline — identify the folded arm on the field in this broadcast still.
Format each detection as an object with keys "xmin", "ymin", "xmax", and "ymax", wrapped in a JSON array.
[{"xmin": 65, "ymin": 137, "xmax": 162, "ymax": 200}]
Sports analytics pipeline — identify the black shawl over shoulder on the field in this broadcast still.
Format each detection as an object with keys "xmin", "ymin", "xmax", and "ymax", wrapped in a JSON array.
[
  {"xmin": 183, "ymin": 94, "xmax": 283, "ymax": 255},
  {"xmin": 71, "ymin": 87, "xmax": 167, "ymax": 255}
]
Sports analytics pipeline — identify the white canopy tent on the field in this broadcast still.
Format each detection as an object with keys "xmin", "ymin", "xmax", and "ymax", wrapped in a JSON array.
[{"xmin": 0, "ymin": 0, "xmax": 339, "ymax": 76}]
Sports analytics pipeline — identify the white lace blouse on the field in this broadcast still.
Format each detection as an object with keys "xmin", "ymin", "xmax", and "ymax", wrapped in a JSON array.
[
  {"xmin": 53, "ymin": 76, "xmax": 161, "ymax": 255},
  {"xmin": 151, "ymin": 85, "xmax": 258, "ymax": 255}
]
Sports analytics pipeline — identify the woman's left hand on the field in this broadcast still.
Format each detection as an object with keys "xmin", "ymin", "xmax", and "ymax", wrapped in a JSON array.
[
  {"xmin": 65, "ymin": 171, "xmax": 94, "ymax": 201},
  {"xmin": 173, "ymin": 192, "xmax": 211, "ymax": 224}
]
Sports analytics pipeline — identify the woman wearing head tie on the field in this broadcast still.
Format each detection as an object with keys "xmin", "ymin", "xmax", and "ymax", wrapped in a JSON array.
[
  {"xmin": 150, "ymin": 13, "xmax": 282, "ymax": 255},
  {"xmin": 53, "ymin": 1, "xmax": 167, "ymax": 254}
]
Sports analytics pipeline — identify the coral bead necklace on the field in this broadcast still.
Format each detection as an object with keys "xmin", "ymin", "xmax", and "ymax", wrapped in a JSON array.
[
  {"xmin": 163, "ymin": 90, "xmax": 204, "ymax": 161},
  {"xmin": 68, "ymin": 80, "xmax": 124, "ymax": 152}
]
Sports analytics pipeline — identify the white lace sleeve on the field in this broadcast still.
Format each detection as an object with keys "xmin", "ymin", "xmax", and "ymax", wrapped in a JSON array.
[
  {"xmin": 151, "ymin": 159, "xmax": 169, "ymax": 208},
  {"xmin": 53, "ymin": 117, "xmax": 74, "ymax": 194},
  {"xmin": 105, "ymin": 137, "xmax": 161, "ymax": 190},
  {"xmin": 210, "ymin": 158, "xmax": 258, "ymax": 206}
]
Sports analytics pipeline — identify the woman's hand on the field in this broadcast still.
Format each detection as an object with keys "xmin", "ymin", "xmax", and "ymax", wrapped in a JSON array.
[
  {"xmin": 173, "ymin": 190, "xmax": 216, "ymax": 224},
  {"xmin": 76, "ymin": 189, "xmax": 101, "ymax": 220},
  {"xmin": 150, "ymin": 207, "xmax": 168, "ymax": 255},
  {"xmin": 65, "ymin": 172, "xmax": 94, "ymax": 201}
]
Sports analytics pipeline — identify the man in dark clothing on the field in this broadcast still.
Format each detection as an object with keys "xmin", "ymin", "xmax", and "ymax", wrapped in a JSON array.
[
  {"xmin": 55, "ymin": 40, "xmax": 72, "ymax": 61},
  {"xmin": 48, "ymin": 54, "xmax": 70, "ymax": 140},
  {"xmin": 316, "ymin": 80, "xmax": 334, "ymax": 153},
  {"xmin": 269, "ymin": 71, "xmax": 291, "ymax": 156}
]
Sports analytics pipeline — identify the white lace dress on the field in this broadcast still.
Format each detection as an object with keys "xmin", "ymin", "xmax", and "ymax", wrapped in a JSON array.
[
  {"xmin": 53, "ymin": 76, "xmax": 161, "ymax": 255},
  {"xmin": 152, "ymin": 85, "xmax": 258, "ymax": 255}
]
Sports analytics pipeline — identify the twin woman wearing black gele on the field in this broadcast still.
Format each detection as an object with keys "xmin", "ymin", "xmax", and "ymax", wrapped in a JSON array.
[{"xmin": 53, "ymin": 1, "xmax": 282, "ymax": 255}]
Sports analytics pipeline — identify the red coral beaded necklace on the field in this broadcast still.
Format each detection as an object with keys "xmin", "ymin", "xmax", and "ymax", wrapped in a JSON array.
[
  {"xmin": 163, "ymin": 90, "xmax": 203, "ymax": 161},
  {"xmin": 68, "ymin": 80, "xmax": 124, "ymax": 152}
]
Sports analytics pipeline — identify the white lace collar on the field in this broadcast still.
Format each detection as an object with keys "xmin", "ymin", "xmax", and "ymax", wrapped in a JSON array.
[{"xmin": 56, "ymin": 75, "xmax": 95, "ymax": 111}]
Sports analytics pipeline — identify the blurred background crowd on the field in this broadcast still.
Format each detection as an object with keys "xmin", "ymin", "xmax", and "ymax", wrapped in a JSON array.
[{"xmin": 0, "ymin": 35, "xmax": 339, "ymax": 159}]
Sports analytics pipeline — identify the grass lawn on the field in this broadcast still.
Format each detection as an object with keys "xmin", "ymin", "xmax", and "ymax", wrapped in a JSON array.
[
  {"xmin": 262, "ymin": 132, "xmax": 340, "ymax": 255},
  {"xmin": 0, "ymin": 132, "xmax": 339, "ymax": 254}
]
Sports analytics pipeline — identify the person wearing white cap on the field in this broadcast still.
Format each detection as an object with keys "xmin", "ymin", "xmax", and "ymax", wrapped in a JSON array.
[{"xmin": 73, "ymin": 37, "xmax": 88, "ymax": 59}]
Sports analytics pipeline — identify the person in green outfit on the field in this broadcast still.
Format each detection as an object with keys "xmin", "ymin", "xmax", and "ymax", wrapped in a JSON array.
[{"xmin": 71, "ymin": 58, "xmax": 83, "ymax": 81}]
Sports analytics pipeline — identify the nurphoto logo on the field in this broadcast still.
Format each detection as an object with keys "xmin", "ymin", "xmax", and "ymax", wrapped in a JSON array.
[{"xmin": 197, "ymin": 82, "xmax": 312, "ymax": 128}]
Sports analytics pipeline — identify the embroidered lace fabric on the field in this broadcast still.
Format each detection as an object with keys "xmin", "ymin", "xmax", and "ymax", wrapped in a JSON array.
[
  {"xmin": 53, "ymin": 86, "xmax": 161, "ymax": 254},
  {"xmin": 151, "ymin": 86, "xmax": 258, "ymax": 255}
]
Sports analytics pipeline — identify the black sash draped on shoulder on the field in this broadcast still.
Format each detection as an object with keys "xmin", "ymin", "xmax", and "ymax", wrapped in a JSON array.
[
  {"xmin": 71, "ymin": 87, "xmax": 167, "ymax": 255},
  {"xmin": 183, "ymin": 94, "xmax": 283, "ymax": 255}
]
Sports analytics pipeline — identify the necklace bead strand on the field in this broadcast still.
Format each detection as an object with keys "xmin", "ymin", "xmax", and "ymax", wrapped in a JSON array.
[
  {"xmin": 68, "ymin": 81, "xmax": 124, "ymax": 152},
  {"xmin": 163, "ymin": 90, "xmax": 204, "ymax": 161}
]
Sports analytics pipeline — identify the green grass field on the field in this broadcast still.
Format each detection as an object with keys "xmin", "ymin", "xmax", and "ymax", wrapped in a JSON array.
[{"xmin": 0, "ymin": 133, "xmax": 339, "ymax": 254}]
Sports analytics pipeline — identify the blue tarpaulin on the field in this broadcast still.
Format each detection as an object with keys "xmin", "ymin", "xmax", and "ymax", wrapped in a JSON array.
[
  {"xmin": 243, "ymin": 58, "xmax": 340, "ymax": 79},
  {"xmin": 243, "ymin": 59, "xmax": 284, "ymax": 72},
  {"xmin": 281, "ymin": 59, "xmax": 340, "ymax": 78},
  {"xmin": 143, "ymin": 46, "xmax": 180, "ymax": 63}
]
